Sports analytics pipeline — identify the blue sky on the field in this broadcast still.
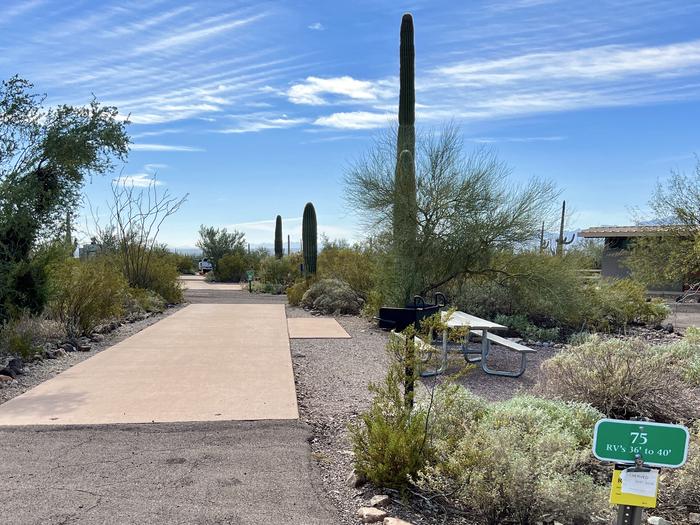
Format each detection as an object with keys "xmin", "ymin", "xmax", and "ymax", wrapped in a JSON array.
[{"xmin": 2, "ymin": 0, "xmax": 699, "ymax": 248}]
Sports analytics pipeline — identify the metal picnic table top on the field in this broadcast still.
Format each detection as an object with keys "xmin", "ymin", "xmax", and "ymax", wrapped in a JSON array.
[{"xmin": 441, "ymin": 310, "xmax": 507, "ymax": 331}]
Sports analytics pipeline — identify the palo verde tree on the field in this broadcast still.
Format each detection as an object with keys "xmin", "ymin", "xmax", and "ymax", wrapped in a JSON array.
[
  {"xmin": 196, "ymin": 225, "xmax": 246, "ymax": 269},
  {"xmin": 345, "ymin": 124, "xmax": 558, "ymax": 299},
  {"xmin": 0, "ymin": 76, "xmax": 129, "ymax": 319},
  {"xmin": 627, "ymin": 156, "xmax": 700, "ymax": 286}
]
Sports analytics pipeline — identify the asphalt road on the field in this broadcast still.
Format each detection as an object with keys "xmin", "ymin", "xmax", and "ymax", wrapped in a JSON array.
[{"xmin": 0, "ymin": 420, "xmax": 338, "ymax": 524}]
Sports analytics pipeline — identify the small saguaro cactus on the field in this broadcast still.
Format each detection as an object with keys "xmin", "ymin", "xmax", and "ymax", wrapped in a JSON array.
[
  {"xmin": 556, "ymin": 200, "xmax": 575, "ymax": 256},
  {"xmin": 302, "ymin": 202, "xmax": 317, "ymax": 275},
  {"xmin": 274, "ymin": 215, "xmax": 283, "ymax": 259}
]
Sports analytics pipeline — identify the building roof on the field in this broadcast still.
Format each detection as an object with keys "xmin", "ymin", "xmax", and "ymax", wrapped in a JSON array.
[{"xmin": 579, "ymin": 225, "xmax": 686, "ymax": 238}]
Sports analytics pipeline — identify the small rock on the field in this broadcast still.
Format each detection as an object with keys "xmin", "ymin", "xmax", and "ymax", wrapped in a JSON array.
[
  {"xmin": 357, "ymin": 507, "xmax": 387, "ymax": 523},
  {"xmin": 689, "ymin": 513, "xmax": 700, "ymax": 524},
  {"xmin": 54, "ymin": 348, "xmax": 67, "ymax": 357},
  {"xmin": 370, "ymin": 495, "xmax": 390, "ymax": 508},
  {"xmin": 647, "ymin": 517, "xmax": 671, "ymax": 525},
  {"xmin": 7, "ymin": 357, "xmax": 24, "ymax": 374},
  {"xmin": 347, "ymin": 469, "xmax": 367, "ymax": 488},
  {"xmin": 383, "ymin": 518, "xmax": 414, "ymax": 525},
  {"xmin": 90, "ymin": 333, "xmax": 105, "ymax": 343},
  {"xmin": 61, "ymin": 343, "xmax": 76, "ymax": 352},
  {"xmin": 664, "ymin": 323, "xmax": 674, "ymax": 334},
  {"xmin": 77, "ymin": 344, "xmax": 91, "ymax": 352},
  {"xmin": 0, "ymin": 367, "xmax": 16, "ymax": 378},
  {"xmin": 0, "ymin": 374, "xmax": 15, "ymax": 384}
]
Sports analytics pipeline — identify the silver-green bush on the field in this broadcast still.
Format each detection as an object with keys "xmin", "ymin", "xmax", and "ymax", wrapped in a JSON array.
[{"xmin": 417, "ymin": 391, "xmax": 609, "ymax": 525}]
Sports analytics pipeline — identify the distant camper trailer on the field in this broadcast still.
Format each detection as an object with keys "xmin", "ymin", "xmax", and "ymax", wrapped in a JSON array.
[{"xmin": 198, "ymin": 258, "xmax": 213, "ymax": 274}]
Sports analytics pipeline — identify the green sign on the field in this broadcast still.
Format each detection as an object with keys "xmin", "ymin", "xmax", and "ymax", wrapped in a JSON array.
[
  {"xmin": 246, "ymin": 270, "xmax": 254, "ymax": 281},
  {"xmin": 593, "ymin": 419, "xmax": 689, "ymax": 468}
]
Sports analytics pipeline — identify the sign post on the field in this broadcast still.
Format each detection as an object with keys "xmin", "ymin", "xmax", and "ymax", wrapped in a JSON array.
[
  {"xmin": 246, "ymin": 270, "xmax": 254, "ymax": 293},
  {"xmin": 592, "ymin": 419, "xmax": 690, "ymax": 525}
]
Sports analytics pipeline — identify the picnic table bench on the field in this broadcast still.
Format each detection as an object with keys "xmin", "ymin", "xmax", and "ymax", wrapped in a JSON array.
[{"xmin": 420, "ymin": 311, "xmax": 536, "ymax": 378}]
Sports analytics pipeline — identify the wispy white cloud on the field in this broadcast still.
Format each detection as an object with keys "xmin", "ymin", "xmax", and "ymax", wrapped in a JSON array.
[
  {"xmin": 434, "ymin": 40, "xmax": 700, "ymax": 86},
  {"xmin": 288, "ymin": 76, "xmax": 392, "ymax": 105},
  {"xmin": 113, "ymin": 162, "xmax": 166, "ymax": 187},
  {"xmin": 218, "ymin": 115, "xmax": 309, "ymax": 133},
  {"xmin": 468, "ymin": 135, "xmax": 566, "ymax": 143},
  {"xmin": 115, "ymin": 173, "xmax": 164, "ymax": 187},
  {"xmin": 308, "ymin": 22, "xmax": 325, "ymax": 31},
  {"xmin": 314, "ymin": 111, "xmax": 392, "ymax": 130},
  {"xmin": 133, "ymin": 13, "xmax": 266, "ymax": 55},
  {"xmin": 228, "ymin": 217, "xmax": 359, "ymax": 243},
  {"xmin": 130, "ymin": 143, "xmax": 204, "ymax": 152}
]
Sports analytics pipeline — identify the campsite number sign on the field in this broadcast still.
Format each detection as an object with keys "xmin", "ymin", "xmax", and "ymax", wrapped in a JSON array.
[{"xmin": 593, "ymin": 419, "xmax": 690, "ymax": 468}]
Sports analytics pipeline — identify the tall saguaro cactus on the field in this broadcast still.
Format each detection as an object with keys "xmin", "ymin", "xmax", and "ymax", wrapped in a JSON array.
[
  {"xmin": 397, "ymin": 13, "xmax": 415, "ymax": 159},
  {"xmin": 556, "ymin": 200, "xmax": 575, "ymax": 256},
  {"xmin": 274, "ymin": 215, "xmax": 283, "ymax": 259},
  {"xmin": 392, "ymin": 13, "xmax": 418, "ymax": 306},
  {"xmin": 302, "ymin": 202, "xmax": 317, "ymax": 275}
]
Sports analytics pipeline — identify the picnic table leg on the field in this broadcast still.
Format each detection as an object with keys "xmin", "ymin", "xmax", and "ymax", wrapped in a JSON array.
[
  {"xmin": 480, "ymin": 329, "xmax": 490, "ymax": 373},
  {"xmin": 418, "ymin": 328, "xmax": 448, "ymax": 377}
]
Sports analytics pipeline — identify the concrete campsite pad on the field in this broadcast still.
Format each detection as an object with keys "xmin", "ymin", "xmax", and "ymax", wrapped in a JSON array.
[
  {"xmin": 0, "ymin": 304, "xmax": 298, "ymax": 425},
  {"xmin": 287, "ymin": 318, "xmax": 351, "ymax": 339},
  {"xmin": 179, "ymin": 275, "xmax": 242, "ymax": 290}
]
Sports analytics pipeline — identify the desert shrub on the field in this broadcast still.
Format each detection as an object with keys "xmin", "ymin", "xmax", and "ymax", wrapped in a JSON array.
[
  {"xmin": 686, "ymin": 325, "xmax": 700, "ymax": 342},
  {"xmin": 47, "ymin": 258, "xmax": 128, "ymax": 339},
  {"xmin": 587, "ymin": 279, "xmax": 669, "ymax": 331},
  {"xmin": 300, "ymin": 278, "xmax": 364, "ymax": 314},
  {"xmin": 286, "ymin": 278, "xmax": 314, "ymax": 306},
  {"xmin": 126, "ymin": 287, "xmax": 166, "ymax": 313},
  {"xmin": 0, "ymin": 313, "xmax": 66, "ymax": 359},
  {"xmin": 259, "ymin": 255, "xmax": 299, "ymax": 286},
  {"xmin": 659, "ymin": 423, "xmax": 700, "ymax": 518},
  {"xmin": 350, "ymin": 331, "xmax": 428, "ymax": 488},
  {"xmin": 216, "ymin": 252, "xmax": 246, "ymax": 282},
  {"xmin": 318, "ymin": 240, "xmax": 376, "ymax": 297},
  {"xmin": 251, "ymin": 281, "xmax": 284, "ymax": 294},
  {"xmin": 138, "ymin": 253, "xmax": 183, "ymax": 304},
  {"xmin": 417, "ymin": 392, "xmax": 608, "ymax": 525},
  {"xmin": 537, "ymin": 336, "xmax": 698, "ymax": 423},
  {"xmin": 494, "ymin": 313, "xmax": 559, "ymax": 342},
  {"xmin": 451, "ymin": 252, "xmax": 668, "ymax": 336},
  {"xmin": 568, "ymin": 331, "xmax": 594, "ymax": 346},
  {"xmin": 173, "ymin": 253, "xmax": 196, "ymax": 274}
]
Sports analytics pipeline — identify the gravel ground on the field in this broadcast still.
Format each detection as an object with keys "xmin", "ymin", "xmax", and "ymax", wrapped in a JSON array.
[
  {"xmin": 287, "ymin": 308, "xmax": 686, "ymax": 524},
  {"xmin": 0, "ymin": 304, "xmax": 185, "ymax": 405},
  {"xmin": 288, "ymin": 306, "xmax": 476, "ymax": 524}
]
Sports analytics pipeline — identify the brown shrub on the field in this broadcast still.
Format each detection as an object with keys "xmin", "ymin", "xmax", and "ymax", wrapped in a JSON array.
[{"xmin": 537, "ymin": 336, "xmax": 698, "ymax": 423}]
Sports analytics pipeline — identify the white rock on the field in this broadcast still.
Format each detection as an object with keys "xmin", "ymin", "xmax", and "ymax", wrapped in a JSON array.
[
  {"xmin": 357, "ymin": 506, "xmax": 387, "ymax": 523},
  {"xmin": 383, "ymin": 518, "xmax": 414, "ymax": 525},
  {"xmin": 689, "ymin": 513, "xmax": 700, "ymax": 524},
  {"xmin": 647, "ymin": 517, "xmax": 672, "ymax": 525},
  {"xmin": 346, "ymin": 469, "xmax": 366, "ymax": 488},
  {"xmin": 370, "ymin": 494, "xmax": 390, "ymax": 508}
]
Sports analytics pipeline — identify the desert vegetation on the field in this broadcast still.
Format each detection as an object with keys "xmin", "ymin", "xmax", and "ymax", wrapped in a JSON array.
[{"xmin": 0, "ymin": 77, "xmax": 186, "ymax": 362}]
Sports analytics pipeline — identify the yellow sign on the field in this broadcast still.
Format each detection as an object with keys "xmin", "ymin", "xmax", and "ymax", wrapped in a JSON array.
[{"xmin": 609, "ymin": 468, "xmax": 658, "ymax": 508}]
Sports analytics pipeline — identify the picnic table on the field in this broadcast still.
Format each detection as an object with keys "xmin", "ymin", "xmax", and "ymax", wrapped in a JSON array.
[{"xmin": 420, "ymin": 310, "xmax": 536, "ymax": 378}]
